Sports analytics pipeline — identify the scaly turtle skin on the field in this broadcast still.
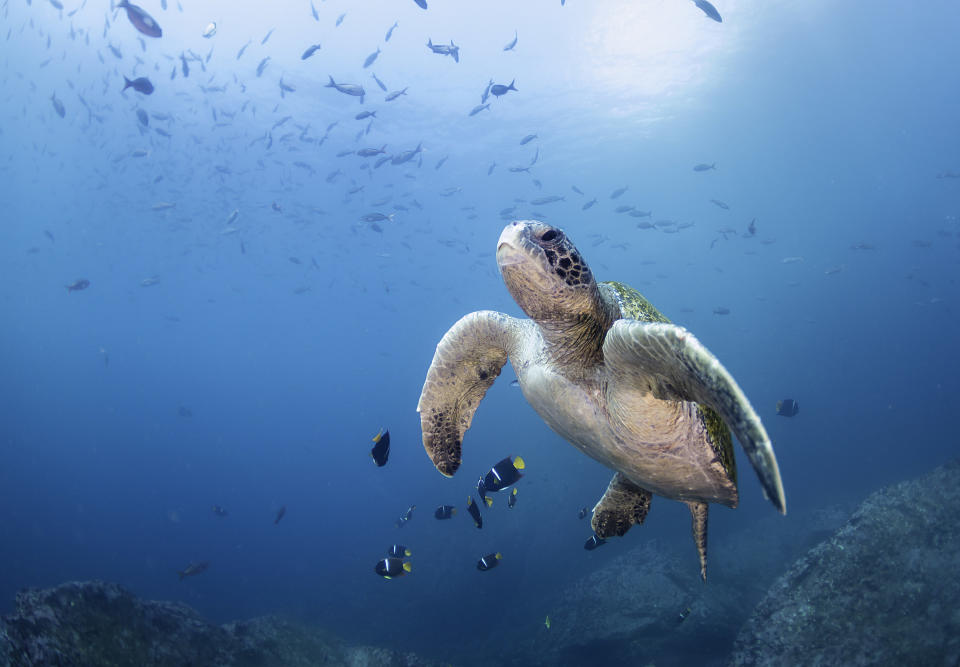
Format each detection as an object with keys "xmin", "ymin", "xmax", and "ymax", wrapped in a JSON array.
[{"xmin": 417, "ymin": 221, "xmax": 785, "ymax": 580}]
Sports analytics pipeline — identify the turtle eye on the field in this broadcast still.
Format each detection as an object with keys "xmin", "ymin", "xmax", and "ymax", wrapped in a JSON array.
[{"xmin": 540, "ymin": 229, "xmax": 562, "ymax": 243}]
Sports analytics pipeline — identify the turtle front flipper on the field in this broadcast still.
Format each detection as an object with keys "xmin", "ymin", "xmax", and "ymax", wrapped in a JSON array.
[
  {"xmin": 603, "ymin": 320, "xmax": 786, "ymax": 514},
  {"xmin": 417, "ymin": 310, "xmax": 522, "ymax": 477},
  {"xmin": 591, "ymin": 472, "xmax": 653, "ymax": 538}
]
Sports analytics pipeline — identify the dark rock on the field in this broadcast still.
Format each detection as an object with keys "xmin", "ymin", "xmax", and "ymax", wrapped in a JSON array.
[
  {"xmin": 729, "ymin": 460, "xmax": 960, "ymax": 666},
  {"xmin": 498, "ymin": 505, "xmax": 849, "ymax": 666},
  {"xmin": 0, "ymin": 580, "xmax": 445, "ymax": 667}
]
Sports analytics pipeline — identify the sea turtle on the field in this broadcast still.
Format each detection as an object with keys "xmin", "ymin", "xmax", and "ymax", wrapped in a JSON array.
[{"xmin": 417, "ymin": 220, "xmax": 786, "ymax": 580}]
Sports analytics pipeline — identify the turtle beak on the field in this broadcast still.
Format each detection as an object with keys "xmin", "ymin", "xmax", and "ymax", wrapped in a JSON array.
[{"xmin": 496, "ymin": 221, "xmax": 528, "ymax": 268}]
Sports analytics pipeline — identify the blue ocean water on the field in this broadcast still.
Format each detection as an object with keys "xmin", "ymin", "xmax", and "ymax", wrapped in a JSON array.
[{"xmin": 1, "ymin": 0, "xmax": 958, "ymax": 662}]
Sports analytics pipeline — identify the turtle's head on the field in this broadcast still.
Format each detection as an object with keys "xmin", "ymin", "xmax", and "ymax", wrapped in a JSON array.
[{"xmin": 497, "ymin": 221, "xmax": 614, "ymax": 359}]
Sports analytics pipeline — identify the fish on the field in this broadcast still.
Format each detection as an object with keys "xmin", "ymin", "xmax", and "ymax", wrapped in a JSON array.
[
  {"xmin": 371, "ymin": 73, "xmax": 388, "ymax": 91},
  {"xmin": 334, "ymin": 12, "xmax": 346, "ymax": 26},
  {"xmin": 476, "ymin": 552, "xmax": 502, "ymax": 571},
  {"xmin": 179, "ymin": 52, "xmax": 189, "ymax": 77},
  {"xmin": 468, "ymin": 103, "xmax": 490, "ymax": 116},
  {"xmin": 693, "ymin": 162, "xmax": 716, "ymax": 171},
  {"xmin": 140, "ymin": 276, "xmax": 160, "ymax": 287},
  {"xmin": 261, "ymin": 28, "xmax": 275, "ymax": 45},
  {"xmin": 776, "ymin": 399, "xmax": 799, "ymax": 417},
  {"xmin": 236, "ymin": 40, "xmax": 251, "ymax": 60},
  {"xmin": 357, "ymin": 145, "xmax": 387, "ymax": 157},
  {"xmin": 435, "ymin": 156, "xmax": 449, "ymax": 170},
  {"xmin": 212, "ymin": 505, "xmax": 228, "ymax": 517},
  {"xmin": 503, "ymin": 30, "xmax": 518, "ymax": 51},
  {"xmin": 628, "ymin": 210, "xmax": 652, "ymax": 218},
  {"xmin": 413, "ymin": 0, "xmax": 427, "ymax": 9},
  {"xmin": 363, "ymin": 47, "xmax": 380, "ymax": 68},
  {"xmin": 488, "ymin": 163, "xmax": 497, "ymax": 175},
  {"xmin": 301, "ymin": 43, "xmax": 322, "ymax": 60},
  {"xmin": 385, "ymin": 21, "xmax": 398, "ymax": 41},
  {"xmin": 692, "ymin": 0, "xmax": 723, "ymax": 22},
  {"xmin": 582, "ymin": 198, "xmax": 598, "ymax": 210},
  {"xmin": 578, "ymin": 507, "xmax": 588, "ymax": 519},
  {"xmin": 123, "ymin": 76, "xmax": 154, "ymax": 94},
  {"xmin": 610, "ymin": 186, "xmax": 628, "ymax": 199},
  {"xmin": 571, "ymin": 185, "xmax": 584, "ymax": 195},
  {"xmin": 116, "ymin": 1, "xmax": 162, "ymax": 38},
  {"xmin": 391, "ymin": 143, "xmax": 422, "ymax": 165},
  {"xmin": 713, "ymin": 307, "xmax": 730, "ymax": 315},
  {"xmin": 370, "ymin": 428, "xmax": 390, "ymax": 466},
  {"xmin": 678, "ymin": 607, "xmax": 692, "ymax": 622},
  {"xmin": 615, "ymin": 205, "xmax": 635, "ymax": 214},
  {"xmin": 426, "ymin": 38, "xmax": 459, "ymax": 63},
  {"xmin": 361, "ymin": 213, "xmax": 394, "ymax": 223},
  {"xmin": 584, "ymin": 534, "xmax": 607, "ymax": 550},
  {"xmin": 434, "ymin": 505, "xmax": 456, "ymax": 519},
  {"xmin": 201, "ymin": 22, "xmax": 216, "ymax": 38},
  {"xmin": 49, "ymin": 0, "xmax": 63, "ymax": 8},
  {"xmin": 477, "ymin": 456, "xmax": 525, "ymax": 503},
  {"xmin": 507, "ymin": 488, "xmax": 518, "ymax": 509},
  {"xmin": 50, "ymin": 93, "xmax": 65, "ymax": 118},
  {"xmin": 355, "ymin": 110, "xmax": 376, "ymax": 121},
  {"xmin": 490, "ymin": 80, "xmax": 517, "ymax": 97},
  {"xmin": 545, "ymin": 616, "xmax": 551, "ymax": 630},
  {"xmin": 225, "ymin": 209, "xmax": 240, "ymax": 225},
  {"xmin": 520, "ymin": 133, "xmax": 538, "ymax": 145},
  {"xmin": 177, "ymin": 561, "xmax": 209, "ymax": 580},
  {"xmin": 44, "ymin": 230, "xmax": 55, "ymax": 243},
  {"xmin": 274, "ymin": 506, "xmax": 286, "ymax": 524},
  {"xmin": 388, "ymin": 544, "xmax": 411, "ymax": 558},
  {"xmin": 66, "ymin": 279, "xmax": 90, "ymax": 292},
  {"xmin": 481, "ymin": 78, "xmax": 495, "ymax": 103},
  {"xmin": 466, "ymin": 496, "xmax": 483, "ymax": 529},
  {"xmin": 152, "ymin": 202, "xmax": 176, "ymax": 210},
  {"xmin": 375, "ymin": 557, "xmax": 411, "ymax": 579},
  {"xmin": 396, "ymin": 505, "xmax": 415, "ymax": 527},
  {"xmin": 385, "ymin": 87, "xmax": 408, "ymax": 101},
  {"xmin": 178, "ymin": 406, "xmax": 193, "ymax": 418},
  {"xmin": 710, "ymin": 199, "xmax": 730, "ymax": 210},
  {"xmin": 531, "ymin": 196, "xmax": 564, "ymax": 205},
  {"xmin": 256, "ymin": 57, "xmax": 270, "ymax": 77},
  {"xmin": 744, "ymin": 218, "xmax": 757, "ymax": 237},
  {"xmin": 325, "ymin": 76, "xmax": 365, "ymax": 103}
]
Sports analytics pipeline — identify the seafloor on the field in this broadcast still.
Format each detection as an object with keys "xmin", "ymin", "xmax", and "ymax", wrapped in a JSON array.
[{"xmin": 2, "ymin": 460, "xmax": 957, "ymax": 666}]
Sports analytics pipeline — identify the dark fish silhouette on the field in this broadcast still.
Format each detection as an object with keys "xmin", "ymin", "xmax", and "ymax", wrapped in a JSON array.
[
  {"xmin": 66, "ymin": 279, "xmax": 90, "ymax": 292},
  {"xmin": 692, "ymin": 0, "xmax": 722, "ymax": 23},
  {"xmin": 177, "ymin": 561, "xmax": 208, "ymax": 580},
  {"xmin": 274, "ymin": 506, "xmax": 286, "ymax": 524},
  {"xmin": 776, "ymin": 399, "xmax": 799, "ymax": 417},
  {"xmin": 370, "ymin": 428, "xmax": 390, "ymax": 466},
  {"xmin": 123, "ymin": 76, "xmax": 154, "ymax": 94},
  {"xmin": 116, "ymin": 1, "xmax": 162, "ymax": 38}
]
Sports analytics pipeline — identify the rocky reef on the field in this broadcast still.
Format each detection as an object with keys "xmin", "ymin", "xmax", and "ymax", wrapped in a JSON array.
[
  {"xmin": 0, "ymin": 580, "xmax": 442, "ymax": 667},
  {"xmin": 497, "ymin": 504, "xmax": 850, "ymax": 666},
  {"xmin": 729, "ymin": 459, "xmax": 960, "ymax": 666}
]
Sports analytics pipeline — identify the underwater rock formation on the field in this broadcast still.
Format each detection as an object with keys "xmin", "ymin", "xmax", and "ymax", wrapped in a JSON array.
[
  {"xmin": 498, "ymin": 506, "xmax": 849, "ymax": 666},
  {"xmin": 730, "ymin": 459, "xmax": 960, "ymax": 666},
  {"xmin": 0, "ymin": 580, "xmax": 441, "ymax": 666}
]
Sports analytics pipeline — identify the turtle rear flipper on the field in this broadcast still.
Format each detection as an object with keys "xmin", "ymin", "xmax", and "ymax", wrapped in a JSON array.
[
  {"xmin": 417, "ymin": 310, "xmax": 524, "ymax": 476},
  {"xmin": 591, "ymin": 472, "xmax": 652, "ymax": 537},
  {"xmin": 603, "ymin": 320, "xmax": 786, "ymax": 515}
]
